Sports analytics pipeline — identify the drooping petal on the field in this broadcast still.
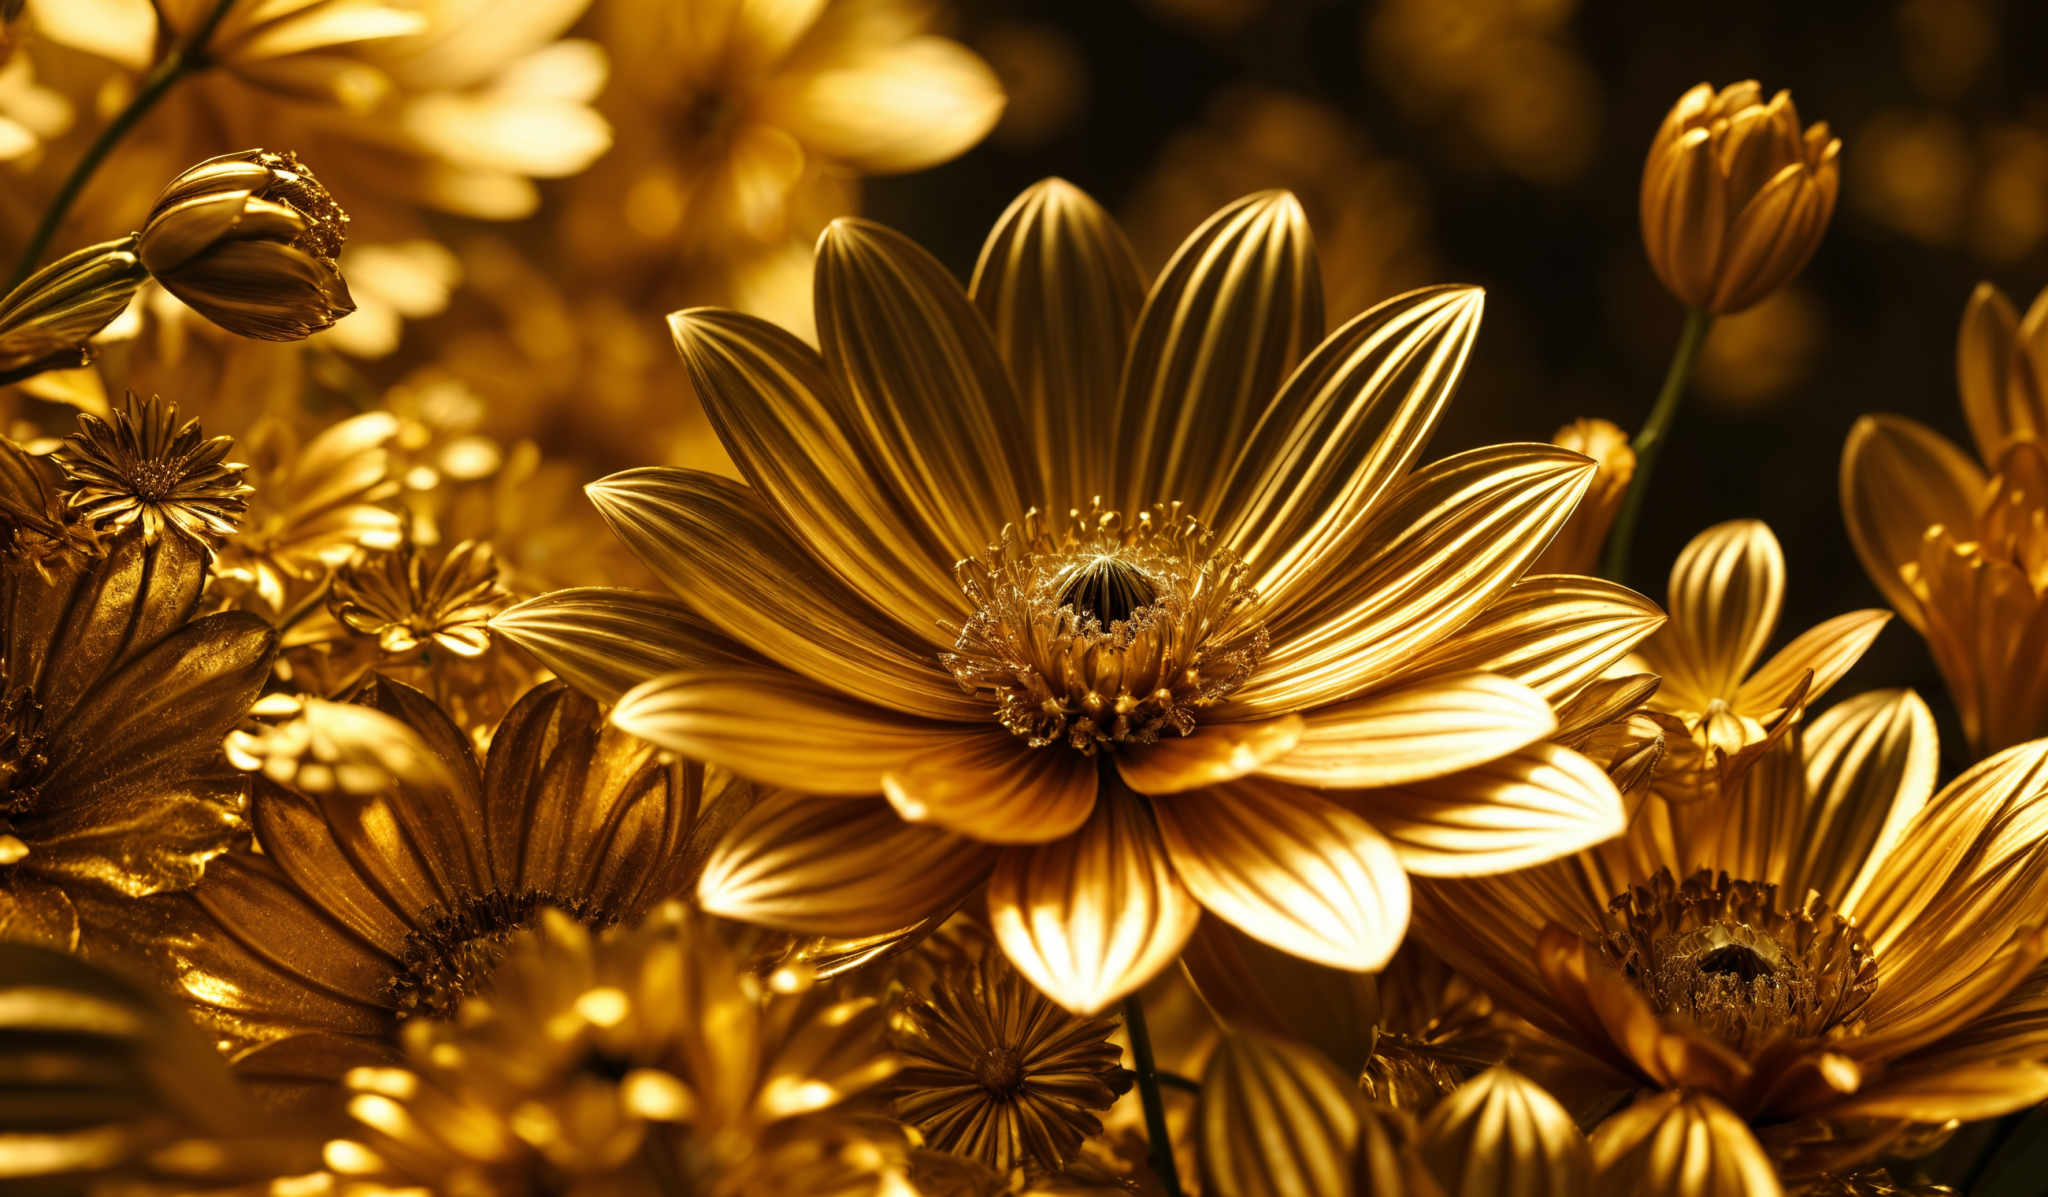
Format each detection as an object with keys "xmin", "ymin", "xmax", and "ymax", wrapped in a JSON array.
[
  {"xmin": 1112, "ymin": 191, "xmax": 1322, "ymax": 520},
  {"xmin": 1590, "ymin": 1092, "xmax": 1782, "ymax": 1197},
  {"xmin": 1259, "ymin": 672, "xmax": 1555, "ymax": 790},
  {"xmin": 1641, "ymin": 519, "xmax": 1784, "ymax": 706},
  {"xmin": 1396, "ymin": 574, "xmax": 1666, "ymax": 704},
  {"xmin": 1840, "ymin": 414, "xmax": 1985, "ymax": 628},
  {"xmin": 611, "ymin": 667, "xmax": 967, "ymax": 796},
  {"xmin": 987, "ymin": 787, "xmax": 1200, "ymax": 1014},
  {"xmin": 489, "ymin": 587, "xmax": 762, "ymax": 705},
  {"xmin": 1115, "ymin": 715, "xmax": 1304, "ymax": 796},
  {"xmin": 696, "ymin": 791, "xmax": 995, "ymax": 936},
  {"xmin": 883, "ymin": 731, "xmax": 1099, "ymax": 843},
  {"xmin": 1784, "ymin": 689, "xmax": 1939, "ymax": 910},
  {"xmin": 765, "ymin": 35, "xmax": 1004, "ymax": 173},
  {"xmin": 1419, "ymin": 1067, "xmax": 1591, "ymax": 1197},
  {"xmin": 1197, "ymin": 1028, "xmax": 1361, "ymax": 1197},
  {"xmin": 1151, "ymin": 780, "xmax": 1408, "ymax": 971},
  {"xmin": 968, "ymin": 178, "xmax": 1148, "ymax": 505},
  {"xmin": 1731, "ymin": 608, "xmax": 1891, "ymax": 715}
]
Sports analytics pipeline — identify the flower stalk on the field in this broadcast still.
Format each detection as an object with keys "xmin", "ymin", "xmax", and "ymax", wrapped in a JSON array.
[
  {"xmin": 1124, "ymin": 994, "xmax": 1185, "ymax": 1197},
  {"xmin": 1600, "ymin": 306, "xmax": 1714, "ymax": 584}
]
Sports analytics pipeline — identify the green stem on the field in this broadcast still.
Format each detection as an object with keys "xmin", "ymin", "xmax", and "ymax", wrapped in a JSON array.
[
  {"xmin": 1599, "ymin": 306, "xmax": 1715, "ymax": 585},
  {"xmin": 6, "ymin": 0, "xmax": 237, "ymax": 291},
  {"xmin": 1123, "ymin": 994, "xmax": 1185, "ymax": 1197}
]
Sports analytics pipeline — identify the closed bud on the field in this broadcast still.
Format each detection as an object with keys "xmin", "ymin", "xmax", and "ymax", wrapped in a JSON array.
[
  {"xmin": 1532, "ymin": 417, "xmax": 1634, "ymax": 574},
  {"xmin": 1640, "ymin": 81, "xmax": 1840, "ymax": 314},
  {"xmin": 0, "ymin": 237, "xmax": 147, "ymax": 375},
  {"xmin": 138, "ymin": 149, "xmax": 355, "ymax": 341}
]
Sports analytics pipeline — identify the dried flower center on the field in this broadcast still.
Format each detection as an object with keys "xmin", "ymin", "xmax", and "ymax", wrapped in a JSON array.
[
  {"xmin": 972, "ymin": 1044, "xmax": 1028, "ymax": 1096},
  {"xmin": 385, "ymin": 890, "xmax": 607, "ymax": 1019},
  {"xmin": 126, "ymin": 456, "xmax": 188, "ymax": 502},
  {"xmin": 943, "ymin": 502, "xmax": 1267, "ymax": 753},
  {"xmin": 1600, "ymin": 869, "xmax": 1876, "ymax": 1054},
  {"xmin": 0, "ymin": 687, "xmax": 49, "ymax": 821}
]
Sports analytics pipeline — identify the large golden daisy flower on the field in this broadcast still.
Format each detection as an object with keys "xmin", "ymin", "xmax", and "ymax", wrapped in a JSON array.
[
  {"xmin": 497, "ymin": 180, "xmax": 1663, "ymax": 1014},
  {"xmin": 1413, "ymin": 688, "xmax": 2048, "ymax": 1178},
  {"xmin": 0, "ymin": 496, "xmax": 275, "ymax": 952},
  {"xmin": 1842, "ymin": 282, "xmax": 2048, "ymax": 756}
]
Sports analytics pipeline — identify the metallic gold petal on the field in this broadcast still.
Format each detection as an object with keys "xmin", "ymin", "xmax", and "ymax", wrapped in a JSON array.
[
  {"xmin": 986, "ymin": 786, "xmax": 1200, "ymax": 1014},
  {"xmin": 1196, "ymin": 1027, "xmax": 1360, "ymax": 1197},
  {"xmin": 489, "ymin": 587, "xmax": 762, "ymax": 705},
  {"xmin": 765, "ymin": 35, "xmax": 1005, "ymax": 173},
  {"xmin": 1116, "ymin": 715, "xmax": 1304, "ymax": 795},
  {"xmin": 1839, "ymin": 414, "xmax": 1984, "ymax": 629},
  {"xmin": 1959, "ymin": 281, "xmax": 2026, "ymax": 463},
  {"xmin": 1645, "ymin": 518, "xmax": 1784, "ymax": 703},
  {"xmin": 1824, "ymin": 1060, "xmax": 2048, "ymax": 1123},
  {"xmin": 1732, "ymin": 608, "xmax": 1891, "ymax": 714},
  {"xmin": 1239, "ymin": 445, "xmax": 1597, "ymax": 714},
  {"xmin": 1590, "ymin": 1092, "xmax": 1782, "ymax": 1197},
  {"xmin": 883, "ymin": 731, "xmax": 1099, "ymax": 843},
  {"xmin": 611, "ymin": 667, "xmax": 966, "ymax": 795},
  {"xmin": 969, "ymin": 178, "xmax": 1148, "ymax": 506},
  {"xmin": 814, "ymin": 217, "xmax": 1032, "ymax": 564},
  {"xmin": 13, "ymin": 529, "xmax": 205, "ymax": 726},
  {"xmin": 1220, "ymin": 285, "xmax": 1485, "ymax": 607},
  {"xmin": 671, "ymin": 307, "xmax": 967, "ymax": 644},
  {"xmin": 1397, "ymin": 574, "xmax": 1666, "ymax": 704},
  {"xmin": 1332, "ymin": 743, "xmax": 1625, "ymax": 877},
  {"xmin": 1419, "ymin": 1067, "xmax": 1590, "ymax": 1197},
  {"xmin": 1788, "ymin": 690, "xmax": 1939, "ymax": 911},
  {"xmin": 1113, "ymin": 190, "xmax": 1323, "ymax": 519},
  {"xmin": 1152, "ymin": 780, "xmax": 1409, "ymax": 971},
  {"xmin": 696, "ymin": 791, "xmax": 994, "ymax": 937},
  {"xmin": 1178, "ymin": 917, "xmax": 1378, "ymax": 1076},
  {"xmin": 1260, "ymin": 671, "xmax": 1556, "ymax": 790},
  {"xmin": 585, "ymin": 469, "xmax": 977, "ymax": 720}
]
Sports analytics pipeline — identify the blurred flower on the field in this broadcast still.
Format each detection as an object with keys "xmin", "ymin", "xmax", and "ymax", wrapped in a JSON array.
[
  {"xmin": 1531, "ymin": 418, "xmax": 1633, "ymax": 575},
  {"xmin": 324, "ymin": 901, "xmax": 906, "ymax": 1194},
  {"xmin": 137, "ymin": 148, "xmax": 356, "ymax": 341},
  {"xmin": 0, "ymin": 430, "xmax": 99, "ymax": 577},
  {"xmin": 1851, "ymin": 110, "xmax": 2048, "ymax": 265},
  {"xmin": 331, "ymin": 534, "xmax": 506, "ymax": 658},
  {"xmin": 1634, "ymin": 520, "xmax": 1889, "ymax": 804},
  {"xmin": 321, "ymin": 237, "xmax": 460, "ymax": 358},
  {"xmin": 1416, "ymin": 688, "xmax": 2048, "ymax": 1176},
  {"xmin": 0, "ymin": 52, "xmax": 73, "ymax": 164},
  {"xmin": 1694, "ymin": 288, "xmax": 1826, "ymax": 409},
  {"xmin": 1640, "ymin": 81, "xmax": 1841, "ymax": 314},
  {"xmin": 224, "ymin": 689, "xmax": 458, "ymax": 798},
  {"xmin": 54, "ymin": 390, "xmax": 250, "ymax": 548},
  {"xmin": 0, "ymin": 510, "xmax": 274, "ymax": 951},
  {"xmin": 0, "ymin": 235, "xmax": 145, "ymax": 375},
  {"xmin": 498, "ymin": 181, "xmax": 1651, "ymax": 1015}
]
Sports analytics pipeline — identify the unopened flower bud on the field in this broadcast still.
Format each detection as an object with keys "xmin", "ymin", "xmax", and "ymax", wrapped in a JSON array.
[
  {"xmin": 1533, "ymin": 418, "xmax": 1634, "ymax": 575},
  {"xmin": 0, "ymin": 237, "xmax": 146, "ymax": 375},
  {"xmin": 138, "ymin": 149, "xmax": 355, "ymax": 341},
  {"xmin": 1640, "ymin": 81, "xmax": 1840, "ymax": 314}
]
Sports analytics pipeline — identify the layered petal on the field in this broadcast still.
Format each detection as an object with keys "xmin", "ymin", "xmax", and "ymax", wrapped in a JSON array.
[
  {"xmin": 1839, "ymin": 414, "xmax": 1985, "ymax": 628},
  {"xmin": 488, "ymin": 587, "xmax": 761, "ymax": 705},
  {"xmin": 883, "ymin": 731, "xmax": 1099, "ymax": 843},
  {"xmin": 1259, "ymin": 671, "xmax": 1555, "ymax": 790},
  {"xmin": 1590, "ymin": 1092, "xmax": 1782, "ymax": 1197},
  {"xmin": 1958, "ymin": 281, "xmax": 2048, "ymax": 465},
  {"xmin": 1785, "ymin": 689, "xmax": 1939, "ymax": 910},
  {"xmin": 1731, "ymin": 608, "xmax": 1891, "ymax": 715},
  {"xmin": 1115, "ymin": 715, "xmax": 1304, "ymax": 795},
  {"xmin": 1196, "ymin": 1028, "xmax": 1361, "ymax": 1197},
  {"xmin": 1641, "ymin": 518, "xmax": 1783, "ymax": 707},
  {"xmin": 1419, "ymin": 1067, "xmax": 1591, "ymax": 1197},
  {"xmin": 1397, "ymin": 574, "xmax": 1666, "ymax": 704}
]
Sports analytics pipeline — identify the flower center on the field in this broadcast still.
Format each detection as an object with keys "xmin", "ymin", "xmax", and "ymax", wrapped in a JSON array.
[
  {"xmin": 0, "ymin": 687, "xmax": 49, "ymax": 823},
  {"xmin": 943, "ymin": 502, "xmax": 1268, "ymax": 753},
  {"xmin": 973, "ymin": 1044, "xmax": 1028, "ymax": 1096},
  {"xmin": 126, "ymin": 456, "xmax": 189, "ymax": 503},
  {"xmin": 1599, "ymin": 870, "xmax": 1875, "ymax": 1054},
  {"xmin": 384, "ymin": 889, "xmax": 607, "ymax": 1019}
]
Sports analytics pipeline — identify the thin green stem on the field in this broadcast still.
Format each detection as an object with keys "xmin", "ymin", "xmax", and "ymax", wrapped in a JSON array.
[
  {"xmin": 1599, "ymin": 305, "xmax": 1715, "ymax": 585},
  {"xmin": 1123, "ymin": 994, "xmax": 1185, "ymax": 1197},
  {"xmin": 6, "ymin": 0, "xmax": 238, "ymax": 291}
]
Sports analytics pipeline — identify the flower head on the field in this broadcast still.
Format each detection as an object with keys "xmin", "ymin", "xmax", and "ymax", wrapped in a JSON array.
[
  {"xmin": 54, "ymin": 391, "xmax": 251, "ymax": 549},
  {"xmin": 1531, "ymin": 418, "xmax": 1634, "ymax": 575},
  {"xmin": 331, "ymin": 534, "xmax": 507, "ymax": 658},
  {"xmin": 1641, "ymin": 81, "xmax": 1840, "ymax": 314}
]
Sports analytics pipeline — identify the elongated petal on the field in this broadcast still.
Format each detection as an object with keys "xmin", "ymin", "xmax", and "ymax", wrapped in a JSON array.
[
  {"xmin": 1420, "ymin": 1067, "xmax": 1591, "ymax": 1197},
  {"xmin": 1197, "ymin": 1028, "xmax": 1361, "ymax": 1197},
  {"xmin": 1332, "ymin": 743, "xmax": 1625, "ymax": 876},
  {"xmin": 766, "ymin": 36, "xmax": 1004, "ymax": 172},
  {"xmin": 1116, "ymin": 716, "xmax": 1303, "ymax": 795},
  {"xmin": 987, "ymin": 788, "xmax": 1200, "ymax": 1013},
  {"xmin": 1642, "ymin": 518, "xmax": 1784, "ymax": 705},
  {"xmin": 1260, "ymin": 672, "xmax": 1555, "ymax": 790},
  {"xmin": 1959, "ymin": 281, "xmax": 2027, "ymax": 464},
  {"xmin": 883, "ymin": 731, "xmax": 1098, "ymax": 843},
  {"xmin": 490, "ymin": 587, "xmax": 761, "ymax": 704},
  {"xmin": 814, "ymin": 218, "xmax": 1031, "ymax": 564},
  {"xmin": 696, "ymin": 791, "xmax": 994, "ymax": 936},
  {"xmin": 1840, "ymin": 414, "xmax": 1986, "ymax": 628},
  {"xmin": 1786, "ymin": 689, "xmax": 1939, "ymax": 910},
  {"xmin": 1732, "ymin": 608, "xmax": 1890, "ymax": 714},
  {"xmin": 1237, "ymin": 445, "xmax": 1597, "ymax": 714},
  {"xmin": 1152, "ymin": 780, "xmax": 1408, "ymax": 971},
  {"xmin": 1220, "ymin": 286, "xmax": 1485, "ymax": 607},
  {"xmin": 586, "ymin": 469, "xmax": 975, "ymax": 720},
  {"xmin": 1398, "ymin": 574, "xmax": 1666, "ymax": 704},
  {"xmin": 1113, "ymin": 191, "xmax": 1322, "ymax": 519},
  {"xmin": 1643, "ymin": 129, "xmax": 1727, "ymax": 309},
  {"xmin": 1825, "ymin": 1060, "xmax": 2048, "ymax": 1123},
  {"xmin": 670, "ymin": 307, "xmax": 966, "ymax": 642},
  {"xmin": 969, "ymin": 178, "xmax": 1148, "ymax": 505},
  {"xmin": 612, "ymin": 667, "xmax": 965, "ymax": 795},
  {"xmin": 1590, "ymin": 1092, "xmax": 1782, "ymax": 1197}
]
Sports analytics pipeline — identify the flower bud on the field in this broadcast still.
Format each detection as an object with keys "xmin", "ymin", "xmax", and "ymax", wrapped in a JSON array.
[
  {"xmin": 1532, "ymin": 418, "xmax": 1634, "ymax": 574},
  {"xmin": 1640, "ymin": 81, "xmax": 1840, "ymax": 314},
  {"xmin": 138, "ymin": 149, "xmax": 355, "ymax": 341},
  {"xmin": 0, "ymin": 237, "xmax": 146, "ymax": 375}
]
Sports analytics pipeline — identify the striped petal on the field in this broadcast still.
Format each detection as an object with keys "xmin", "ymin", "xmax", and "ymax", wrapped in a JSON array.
[
  {"xmin": 1197, "ymin": 1028, "xmax": 1361, "ymax": 1197},
  {"xmin": 1419, "ymin": 1067, "xmax": 1591, "ymax": 1197},
  {"xmin": 1732, "ymin": 608, "xmax": 1891, "ymax": 714},
  {"xmin": 1784, "ymin": 689, "xmax": 1938, "ymax": 911},
  {"xmin": 1590, "ymin": 1092, "xmax": 1781, "ymax": 1197},
  {"xmin": 1840, "ymin": 414, "xmax": 1986, "ymax": 629},
  {"xmin": 1260, "ymin": 671, "xmax": 1556, "ymax": 790},
  {"xmin": 490, "ymin": 587, "xmax": 760, "ymax": 705},
  {"xmin": 1640, "ymin": 519, "xmax": 1784, "ymax": 706},
  {"xmin": 1115, "ymin": 715, "xmax": 1304, "ymax": 796},
  {"xmin": 883, "ymin": 731, "xmax": 1099, "ymax": 843},
  {"xmin": 1397, "ymin": 574, "xmax": 1666, "ymax": 705}
]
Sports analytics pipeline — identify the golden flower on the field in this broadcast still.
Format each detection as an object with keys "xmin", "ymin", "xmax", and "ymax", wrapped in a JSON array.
[
  {"xmin": 0, "ymin": 235, "xmax": 146, "ymax": 376},
  {"xmin": 324, "ymin": 902, "xmax": 905, "ymax": 1195},
  {"xmin": 0, "ymin": 432, "xmax": 99, "ymax": 578},
  {"xmin": 0, "ymin": 515, "xmax": 274, "ymax": 951},
  {"xmin": 1634, "ymin": 520, "xmax": 1889, "ymax": 804},
  {"xmin": 223, "ymin": 690, "xmax": 458, "ymax": 798},
  {"xmin": 1530, "ymin": 418, "xmax": 1633, "ymax": 575},
  {"xmin": 137, "ymin": 148, "xmax": 356, "ymax": 341},
  {"xmin": 330, "ymin": 534, "xmax": 507, "ymax": 659},
  {"xmin": 1551, "ymin": 673, "xmax": 1675, "ymax": 799},
  {"xmin": 497, "ymin": 181, "xmax": 1664, "ymax": 1014},
  {"xmin": 166, "ymin": 678, "xmax": 741, "ymax": 1110},
  {"xmin": 892, "ymin": 945, "xmax": 1132, "ymax": 1175},
  {"xmin": 1415, "ymin": 689, "xmax": 2048, "ymax": 1177},
  {"xmin": 1841, "ymin": 282, "xmax": 2048, "ymax": 755},
  {"xmin": 1640, "ymin": 81, "xmax": 1841, "ymax": 315},
  {"xmin": 54, "ymin": 390, "xmax": 251, "ymax": 548},
  {"xmin": 1591, "ymin": 1091, "xmax": 1784, "ymax": 1196},
  {"xmin": 1416, "ymin": 1066, "xmax": 1590, "ymax": 1195}
]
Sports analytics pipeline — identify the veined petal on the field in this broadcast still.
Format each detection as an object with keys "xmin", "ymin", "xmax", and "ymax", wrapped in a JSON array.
[
  {"xmin": 1643, "ymin": 129, "xmax": 1727, "ymax": 308},
  {"xmin": 969, "ymin": 178, "xmax": 1148, "ymax": 505},
  {"xmin": 1178, "ymin": 918, "xmax": 1378, "ymax": 1073},
  {"xmin": 585, "ymin": 469, "xmax": 976, "ymax": 720},
  {"xmin": 1220, "ymin": 286, "xmax": 1485, "ymax": 608},
  {"xmin": 611, "ymin": 667, "xmax": 965, "ymax": 796},
  {"xmin": 814, "ymin": 217, "xmax": 1032, "ymax": 565},
  {"xmin": 1237, "ymin": 445, "xmax": 1597, "ymax": 715},
  {"xmin": 670, "ymin": 307, "xmax": 966, "ymax": 643},
  {"xmin": 1641, "ymin": 519, "xmax": 1784, "ymax": 705},
  {"xmin": 1786, "ymin": 689, "xmax": 1939, "ymax": 910},
  {"xmin": 987, "ymin": 787, "xmax": 1200, "ymax": 1014},
  {"xmin": 696, "ymin": 791, "xmax": 995, "ymax": 937},
  {"xmin": 1259, "ymin": 671, "xmax": 1555, "ymax": 790},
  {"xmin": 1397, "ymin": 574, "xmax": 1666, "ymax": 704},
  {"xmin": 1197, "ymin": 1028, "xmax": 1361, "ymax": 1197},
  {"xmin": 1732, "ymin": 608, "xmax": 1890, "ymax": 715},
  {"xmin": 1840, "ymin": 414, "xmax": 1986, "ymax": 628},
  {"xmin": 766, "ymin": 35, "xmax": 1004, "ymax": 173},
  {"xmin": 1959, "ymin": 281, "xmax": 2036, "ymax": 464},
  {"xmin": 1151, "ymin": 780, "xmax": 1408, "ymax": 972},
  {"xmin": 883, "ymin": 732, "xmax": 1099, "ymax": 843},
  {"xmin": 1115, "ymin": 715, "xmax": 1303, "ymax": 796},
  {"xmin": 1419, "ymin": 1067, "xmax": 1591, "ymax": 1197},
  {"xmin": 1824, "ymin": 1060, "xmax": 2048, "ymax": 1124},
  {"xmin": 1331, "ymin": 743, "xmax": 1625, "ymax": 876},
  {"xmin": 1590, "ymin": 1092, "xmax": 1782, "ymax": 1197},
  {"xmin": 490, "ymin": 587, "xmax": 761, "ymax": 705},
  {"xmin": 1112, "ymin": 191, "xmax": 1323, "ymax": 520}
]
